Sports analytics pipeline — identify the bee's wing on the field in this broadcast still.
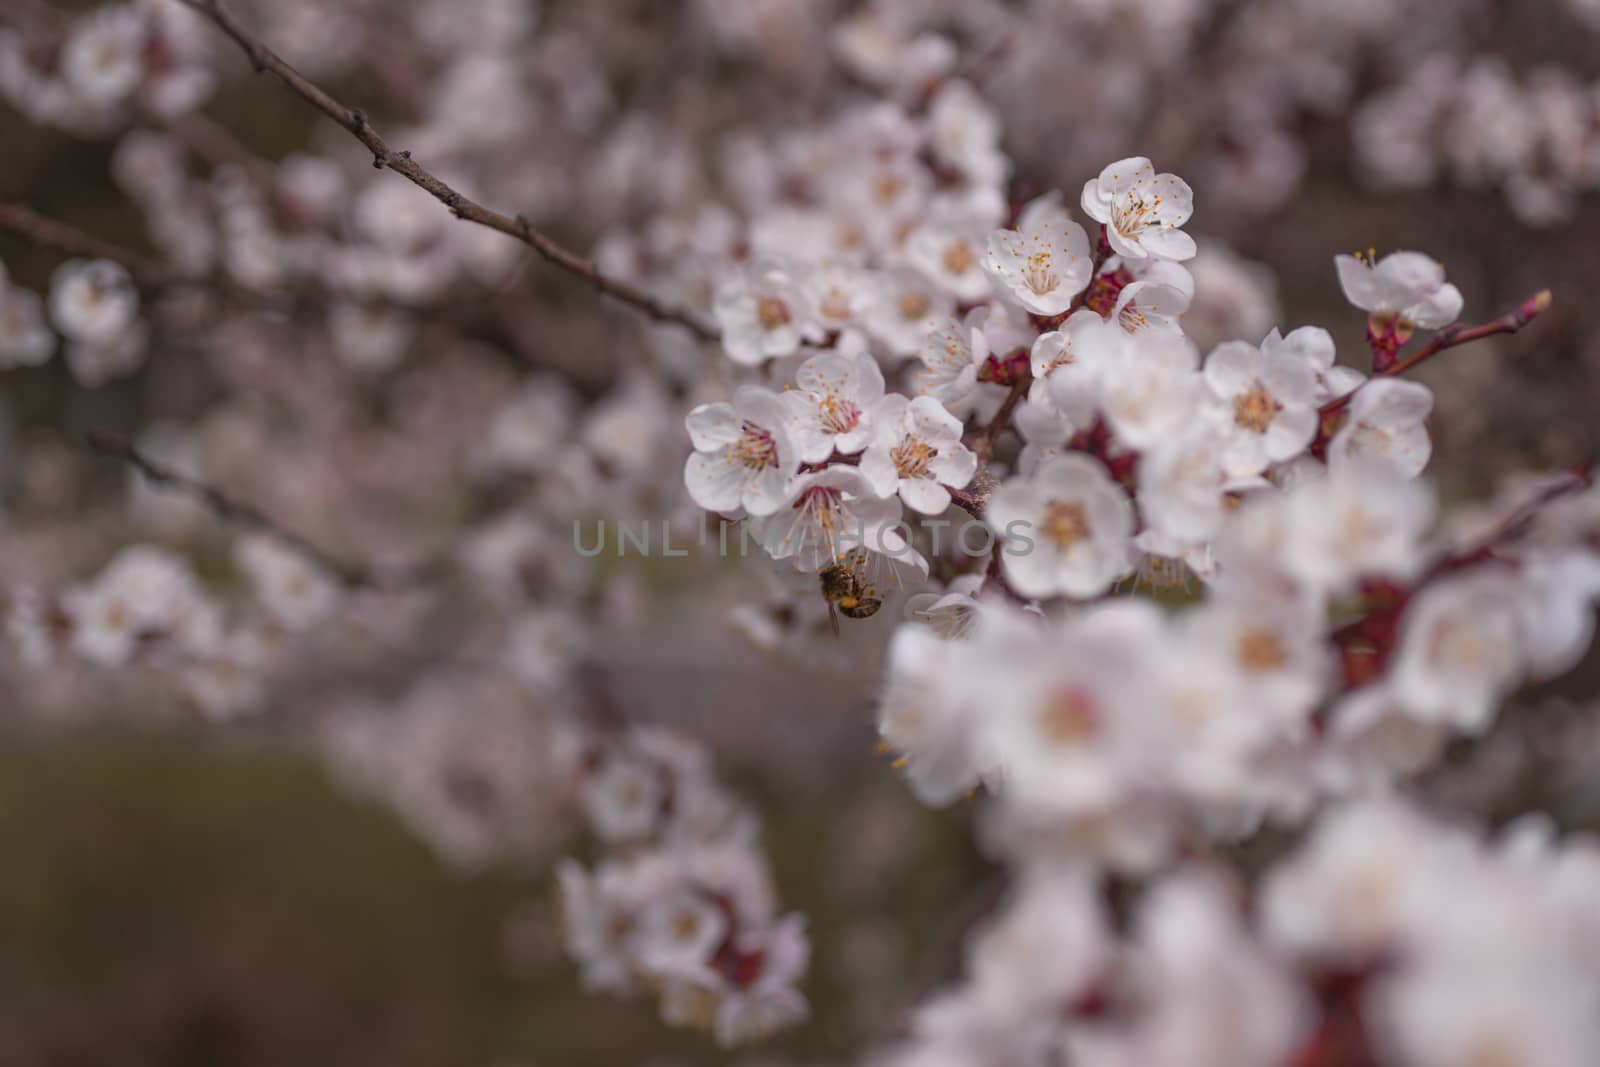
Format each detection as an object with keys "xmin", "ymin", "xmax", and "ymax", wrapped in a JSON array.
[{"xmin": 826, "ymin": 600, "xmax": 841, "ymax": 639}]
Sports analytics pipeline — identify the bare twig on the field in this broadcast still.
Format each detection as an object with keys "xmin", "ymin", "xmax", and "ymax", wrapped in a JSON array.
[
  {"xmin": 0, "ymin": 201, "xmax": 544, "ymax": 368},
  {"xmin": 0, "ymin": 203, "xmax": 179, "ymax": 284},
  {"xmin": 1320, "ymin": 289, "xmax": 1554, "ymax": 419},
  {"xmin": 971, "ymin": 376, "xmax": 1031, "ymax": 463},
  {"xmin": 87, "ymin": 432, "xmax": 444, "ymax": 591},
  {"xmin": 175, "ymin": 0, "xmax": 720, "ymax": 342},
  {"xmin": 1432, "ymin": 464, "xmax": 1593, "ymax": 576}
]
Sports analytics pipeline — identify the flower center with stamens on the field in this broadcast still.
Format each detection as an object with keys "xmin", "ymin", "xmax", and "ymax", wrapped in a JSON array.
[
  {"xmin": 1236, "ymin": 629, "xmax": 1287, "ymax": 673},
  {"xmin": 672, "ymin": 909, "xmax": 704, "ymax": 943},
  {"xmin": 730, "ymin": 422, "xmax": 779, "ymax": 470},
  {"xmin": 1117, "ymin": 301, "xmax": 1149, "ymax": 333},
  {"xmin": 1040, "ymin": 686, "xmax": 1101, "ymax": 746},
  {"xmin": 820, "ymin": 287, "xmax": 853, "ymax": 322},
  {"xmin": 1112, "ymin": 191, "xmax": 1163, "ymax": 240},
  {"xmin": 1429, "ymin": 618, "xmax": 1507, "ymax": 672},
  {"xmin": 1041, "ymin": 500, "xmax": 1091, "ymax": 549},
  {"xmin": 873, "ymin": 172, "xmax": 906, "ymax": 205},
  {"xmin": 757, "ymin": 296, "xmax": 791, "ymax": 331},
  {"xmin": 891, "ymin": 435, "xmax": 936, "ymax": 479},
  {"xmin": 1461, "ymin": 1037, "xmax": 1523, "ymax": 1067},
  {"xmin": 817, "ymin": 394, "xmax": 860, "ymax": 435},
  {"xmin": 942, "ymin": 240, "xmax": 975, "ymax": 275},
  {"xmin": 794, "ymin": 486, "xmax": 846, "ymax": 556},
  {"xmin": 1022, "ymin": 250, "xmax": 1060, "ymax": 296},
  {"xmin": 1232, "ymin": 382, "xmax": 1281, "ymax": 433},
  {"xmin": 898, "ymin": 290, "xmax": 932, "ymax": 321},
  {"xmin": 1042, "ymin": 342, "xmax": 1076, "ymax": 373}
]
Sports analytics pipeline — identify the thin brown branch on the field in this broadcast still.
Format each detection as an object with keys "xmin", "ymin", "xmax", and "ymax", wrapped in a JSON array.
[
  {"xmin": 1432, "ymin": 463, "xmax": 1594, "ymax": 576},
  {"xmin": 176, "ymin": 0, "xmax": 720, "ymax": 342},
  {"xmin": 1319, "ymin": 289, "xmax": 1553, "ymax": 419},
  {"xmin": 972, "ymin": 375, "xmax": 1031, "ymax": 463},
  {"xmin": 86, "ymin": 432, "xmax": 443, "ymax": 591},
  {"xmin": 0, "ymin": 203, "xmax": 179, "ymax": 284},
  {"xmin": 0, "ymin": 201, "xmax": 542, "ymax": 369},
  {"xmin": 0, "ymin": 0, "xmax": 64, "ymax": 35}
]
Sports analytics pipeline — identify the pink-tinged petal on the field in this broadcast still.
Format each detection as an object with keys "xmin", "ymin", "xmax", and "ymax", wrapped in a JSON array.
[
  {"xmin": 984, "ymin": 481, "xmax": 1039, "ymax": 541},
  {"xmin": 1203, "ymin": 341, "xmax": 1261, "ymax": 397},
  {"xmin": 1277, "ymin": 325, "xmax": 1336, "ymax": 370},
  {"xmin": 1104, "ymin": 225, "xmax": 1145, "ymax": 261},
  {"xmin": 833, "ymin": 424, "xmax": 874, "ymax": 456},
  {"xmin": 721, "ymin": 319, "xmax": 767, "ymax": 365},
  {"xmin": 1260, "ymin": 357, "xmax": 1318, "ymax": 408},
  {"xmin": 1351, "ymin": 378, "xmax": 1434, "ymax": 424},
  {"xmin": 1102, "ymin": 156, "xmax": 1154, "ymax": 197},
  {"xmin": 1219, "ymin": 432, "xmax": 1269, "ymax": 479},
  {"xmin": 858, "ymin": 445, "xmax": 900, "ymax": 498},
  {"xmin": 1138, "ymin": 257, "xmax": 1196, "ymax": 300},
  {"xmin": 901, "ymin": 477, "xmax": 952, "ymax": 516},
  {"xmin": 1373, "ymin": 251, "xmax": 1445, "ymax": 302},
  {"xmin": 851, "ymin": 351, "xmax": 887, "ymax": 405},
  {"xmin": 1001, "ymin": 541, "xmax": 1064, "ymax": 599},
  {"xmin": 1080, "ymin": 177, "xmax": 1112, "ymax": 224},
  {"xmin": 1406, "ymin": 283, "xmax": 1463, "ymax": 330},
  {"xmin": 1031, "ymin": 330, "xmax": 1071, "ymax": 378},
  {"xmin": 907, "ymin": 394, "xmax": 963, "ymax": 437},
  {"xmin": 984, "ymin": 230, "xmax": 1025, "ymax": 277},
  {"xmin": 1152, "ymin": 173, "xmax": 1195, "ymax": 226},
  {"xmin": 745, "ymin": 468, "xmax": 797, "ymax": 517},
  {"xmin": 1265, "ymin": 406, "xmax": 1317, "ymax": 460},
  {"xmin": 872, "ymin": 392, "xmax": 910, "ymax": 428},
  {"xmin": 685, "ymin": 453, "xmax": 744, "ymax": 512},
  {"xmin": 1334, "ymin": 255, "xmax": 1382, "ymax": 311},
  {"xmin": 685, "ymin": 402, "xmax": 740, "ymax": 452},
  {"xmin": 1322, "ymin": 366, "xmax": 1367, "ymax": 400},
  {"xmin": 931, "ymin": 444, "xmax": 978, "ymax": 489},
  {"xmin": 1016, "ymin": 191, "xmax": 1067, "ymax": 232},
  {"xmin": 733, "ymin": 384, "xmax": 789, "ymax": 429},
  {"xmin": 1137, "ymin": 226, "xmax": 1196, "ymax": 262},
  {"xmin": 795, "ymin": 352, "xmax": 845, "ymax": 393}
]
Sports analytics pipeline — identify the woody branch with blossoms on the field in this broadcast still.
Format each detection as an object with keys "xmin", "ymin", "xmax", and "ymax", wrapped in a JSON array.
[{"xmin": 3, "ymin": 0, "xmax": 1600, "ymax": 1064}]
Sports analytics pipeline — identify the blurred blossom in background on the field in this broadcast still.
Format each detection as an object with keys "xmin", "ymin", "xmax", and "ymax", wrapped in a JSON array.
[{"xmin": 1, "ymin": 0, "xmax": 1600, "ymax": 1065}]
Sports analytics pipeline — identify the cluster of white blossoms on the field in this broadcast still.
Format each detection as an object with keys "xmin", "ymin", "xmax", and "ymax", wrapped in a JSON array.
[
  {"xmin": 8, "ymin": 532, "xmax": 341, "ymax": 718},
  {"xmin": 0, "ymin": 0, "xmax": 215, "ymax": 133},
  {"xmin": 558, "ymin": 725, "xmax": 810, "ymax": 1048},
  {"xmin": 7, "ymin": 1, "xmax": 1600, "ymax": 1060},
  {"xmin": 687, "ymin": 0, "xmax": 1600, "ymax": 228},
  {"xmin": 0, "ymin": 257, "xmax": 148, "ymax": 386},
  {"xmin": 1356, "ymin": 53, "xmax": 1600, "ymax": 226},
  {"xmin": 674, "ymin": 73, "xmax": 1600, "ymax": 1053},
  {"xmin": 875, "ymin": 797, "xmax": 1600, "ymax": 1067}
]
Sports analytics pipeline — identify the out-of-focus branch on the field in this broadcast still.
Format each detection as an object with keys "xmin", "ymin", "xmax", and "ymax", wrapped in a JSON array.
[
  {"xmin": 0, "ymin": 201, "xmax": 545, "ymax": 369},
  {"xmin": 87, "ymin": 432, "xmax": 443, "ymax": 591},
  {"xmin": 176, "ymin": 0, "xmax": 721, "ymax": 343},
  {"xmin": 0, "ymin": 203, "xmax": 181, "ymax": 284},
  {"xmin": 0, "ymin": 0, "xmax": 63, "ymax": 35}
]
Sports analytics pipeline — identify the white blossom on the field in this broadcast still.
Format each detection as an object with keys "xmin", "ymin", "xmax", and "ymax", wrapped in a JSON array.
[
  {"xmin": 986, "ymin": 453, "xmax": 1135, "ymax": 599},
  {"xmin": 49, "ymin": 259, "xmax": 138, "ymax": 346},
  {"xmin": 714, "ymin": 261, "xmax": 823, "ymax": 365},
  {"xmin": 983, "ymin": 193, "xmax": 1093, "ymax": 316},
  {"xmin": 1081, "ymin": 157, "xmax": 1197, "ymax": 262},
  {"xmin": 1200, "ymin": 335, "xmax": 1320, "ymax": 478},
  {"xmin": 781, "ymin": 336, "xmax": 884, "ymax": 463},
  {"xmin": 859, "ymin": 394, "xmax": 977, "ymax": 515},
  {"xmin": 1329, "ymin": 377, "xmax": 1434, "ymax": 477},
  {"xmin": 685, "ymin": 386, "xmax": 801, "ymax": 517},
  {"xmin": 1335, "ymin": 251, "xmax": 1464, "ymax": 332}
]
